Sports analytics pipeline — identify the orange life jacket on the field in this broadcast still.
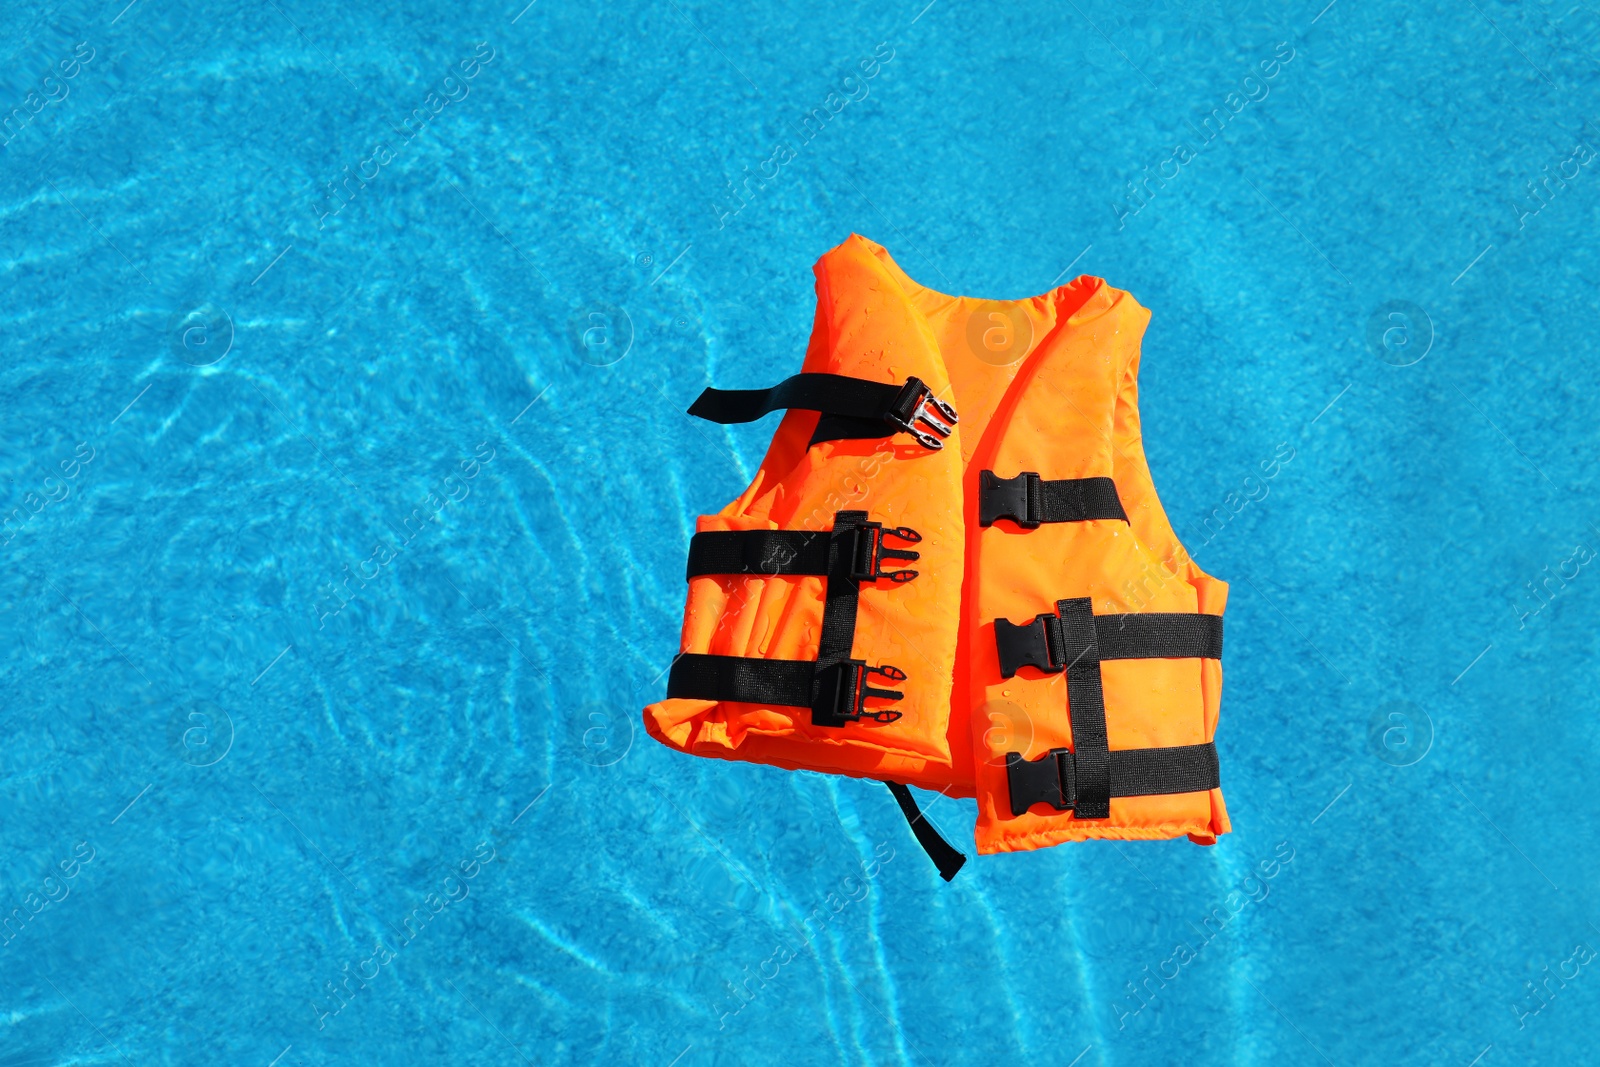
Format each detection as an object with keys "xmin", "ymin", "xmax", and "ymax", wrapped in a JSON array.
[{"xmin": 644, "ymin": 234, "xmax": 1229, "ymax": 877}]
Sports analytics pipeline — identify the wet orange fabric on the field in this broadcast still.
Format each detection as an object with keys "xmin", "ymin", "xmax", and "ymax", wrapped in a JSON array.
[{"xmin": 643, "ymin": 234, "xmax": 1229, "ymax": 856}]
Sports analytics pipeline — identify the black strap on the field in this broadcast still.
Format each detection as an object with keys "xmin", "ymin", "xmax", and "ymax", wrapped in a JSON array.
[
  {"xmin": 1056, "ymin": 598, "xmax": 1110, "ymax": 818},
  {"xmin": 666, "ymin": 653, "xmax": 814, "ymax": 707},
  {"xmin": 815, "ymin": 514, "xmax": 867, "ymax": 664},
  {"xmin": 1005, "ymin": 742, "xmax": 1220, "ymax": 818},
  {"xmin": 994, "ymin": 610, "xmax": 1223, "ymax": 678},
  {"xmin": 667, "ymin": 653, "xmax": 907, "ymax": 725},
  {"xmin": 688, "ymin": 373, "xmax": 903, "ymax": 423},
  {"xmin": 686, "ymin": 523, "xmax": 919, "ymax": 583},
  {"xmin": 814, "ymin": 511, "xmax": 878, "ymax": 725},
  {"xmin": 978, "ymin": 471, "xmax": 1128, "ymax": 528},
  {"xmin": 686, "ymin": 530, "xmax": 831, "ymax": 578},
  {"xmin": 884, "ymin": 782, "xmax": 967, "ymax": 881},
  {"xmin": 1099, "ymin": 612, "xmax": 1224, "ymax": 660},
  {"xmin": 687, "ymin": 373, "xmax": 958, "ymax": 451}
]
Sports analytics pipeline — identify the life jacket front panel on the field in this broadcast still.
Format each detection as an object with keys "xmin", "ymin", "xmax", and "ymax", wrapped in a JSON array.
[
  {"xmin": 642, "ymin": 243, "xmax": 967, "ymax": 786},
  {"xmin": 964, "ymin": 281, "xmax": 1229, "ymax": 853}
]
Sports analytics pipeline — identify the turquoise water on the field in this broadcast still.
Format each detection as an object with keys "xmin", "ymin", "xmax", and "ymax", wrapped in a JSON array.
[{"xmin": 3, "ymin": 0, "xmax": 1600, "ymax": 1063}]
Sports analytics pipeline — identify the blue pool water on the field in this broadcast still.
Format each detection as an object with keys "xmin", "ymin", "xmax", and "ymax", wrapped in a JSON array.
[{"xmin": 3, "ymin": 0, "xmax": 1600, "ymax": 1063}]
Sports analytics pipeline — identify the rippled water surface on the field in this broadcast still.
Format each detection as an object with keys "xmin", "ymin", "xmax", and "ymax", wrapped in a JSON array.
[{"xmin": 3, "ymin": 0, "xmax": 1600, "ymax": 1064}]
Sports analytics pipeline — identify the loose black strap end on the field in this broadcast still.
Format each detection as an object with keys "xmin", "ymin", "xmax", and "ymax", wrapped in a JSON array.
[
  {"xmin": 689, "ymin": 373, "xmax": 958, "ymax": 450},
  {"xmin": 885, "ymin": 782, "xmax": 967, "ymax": 882}
]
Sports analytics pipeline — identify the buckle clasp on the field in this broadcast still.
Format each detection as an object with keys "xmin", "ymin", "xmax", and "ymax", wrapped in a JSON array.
[
  {"xmin": 849, "ymin": 523, "xmax": 922, "ymax": 584},
  {"xmin": 857, "ymin": 663, "xmax": 907, "ymax": 722},
  {"xmin": 994, "ymin": 612, "xmax": 1064, "ymax": 678},
  {"xmin": 1005, "ymin": 748, "xmax": 1076, "ymax": 816},
  {"xmin": 993, "ymin": 597, "xmax": 1098, "ymax": 678},
  {"xmin": 813, "ymin": 660, "xmax": 907, "ymax": 727},
  {"xmin": 978, "ymin": 470, "xmax": 1042, "ymax": 528},
  {"xmin": 886, "ymin": 377, "xmax": 959, "ymax": 450}
]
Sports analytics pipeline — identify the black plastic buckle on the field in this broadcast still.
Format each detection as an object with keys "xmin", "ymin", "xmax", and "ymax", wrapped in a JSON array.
[
  {"xmin": 848, "ymin": 522, "xmax": 921, "ymax": 584},
  {"xmin": 979, "ymin": 470, "xmax": 1042, "ymax": 528},
  {"xmin": 994, "ymin": 612, "xmax": 1064, "ymax": 678},
  {"xmin": 812, "ymin": 660, "xmax": 906, "ymax": 728},
  {"xmin": 1006, "ymin": 747, "xmax": 1110, "ymax": 820},
  {"xmin": 1006, "ymin": 748, "xmax": 1075, "ymax": 816},
  {"xmin": 994, "ymin": 598, "xmax": 1099, "ymax": 678},
  {"xmin": 885, "ymin": 377, "xmax": 959, "ymax": 451}
]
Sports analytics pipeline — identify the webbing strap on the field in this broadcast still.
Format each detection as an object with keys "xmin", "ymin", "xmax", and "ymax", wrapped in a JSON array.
[
  {"xmin": 978, "ymin": 471, "xmax": 1128, "ymax": 528},
  {"xmin": 994, "ymin": 610, "xmax": 1223, "ymax": 678},
  {"xmin": 1057, "ymin": 598, "xmax": 1110, "ymax": 818},
  {"xmin": 685, "ymin": 530, "xmax": 831, "ymax": 578},
  {"xmin": 884, "ymin": 782, "xmax": 967, "ymax": 881},
  {"xmin": 688, "ymin": 373, "xmax": 905, "ymax": 424},
  {"xmin": 665, "ymin": 653, "xmax": 905, "ymax": 726},
  {"xmin": 1100, "ymin": 613, "xmax": 1225, "ymax": 661},
  {"xmin": 666, "ymin": 653, "xmax": 814, "ymax": 707},
  {"xmin": 687, "ymin": 373, "xmax": 958, "ymax": 450},
  {"xmin": 686, "ymin": 523, "xmax": 920, "ymax": 583},
  {"xmin": 817, "ymin": 512, "xmax": 870, "ymax": 669},
  {"xmin": 810, "ymin": 511, "xmax": 910, "ymax": 726},
  {"xmin": 1005, "ymin": 742, "xmax": 1220, "ymax": 818}
]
